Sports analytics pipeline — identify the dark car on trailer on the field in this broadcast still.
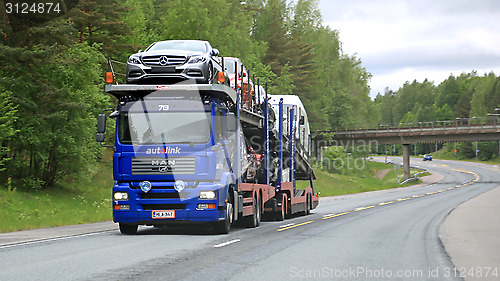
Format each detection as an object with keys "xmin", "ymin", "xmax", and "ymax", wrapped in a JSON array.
[{"xmin": 126, "ymin": 40, "xmax": 221, "ymax": 84}]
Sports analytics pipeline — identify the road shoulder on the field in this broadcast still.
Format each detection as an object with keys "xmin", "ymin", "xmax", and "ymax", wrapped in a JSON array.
[
  {"xmin": 440, "ymin": 185, "xmax": 500, "ymax": 280},
  {"xmin": 0, "ymin": 221, "xmax": 116, "ymax": 247}
]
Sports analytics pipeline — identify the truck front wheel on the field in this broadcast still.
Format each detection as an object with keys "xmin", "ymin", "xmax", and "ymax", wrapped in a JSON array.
[
  {"xmin": 214, "ymin": 198, "xmax": 233, "ymax": 234},
  {"xmin": 119, "ymin": 223, "xmax": 138, "ymax": 235}
]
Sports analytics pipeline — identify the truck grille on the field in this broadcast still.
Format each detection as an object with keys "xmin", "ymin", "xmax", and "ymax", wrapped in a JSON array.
[
  {"xmin": 141, "ymin": 55, "xmax": 186, "ymax": 66},
  {"xmin": 132, "ymin": 157, "xmax": 196, "ymax": 175}
]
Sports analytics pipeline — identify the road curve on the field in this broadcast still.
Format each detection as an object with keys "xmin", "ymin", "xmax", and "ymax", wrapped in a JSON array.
[{"xmin": 0, "ymin": 158, "xmax": 498, "ymax": 281}]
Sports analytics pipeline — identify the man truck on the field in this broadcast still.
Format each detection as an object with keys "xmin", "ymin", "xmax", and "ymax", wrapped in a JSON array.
[{"xmin": 97, "ymin": 65, "xmax": 318, "ymax": 234}]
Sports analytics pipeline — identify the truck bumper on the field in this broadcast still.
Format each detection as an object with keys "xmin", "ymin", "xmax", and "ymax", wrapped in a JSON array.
[
  {"xmin": 112, "ymin": 181, "xmax": 226, "ymax": 225},
  {"xmin": 113, "ymin": 209, "xmax": 221, "ymax": 223}
]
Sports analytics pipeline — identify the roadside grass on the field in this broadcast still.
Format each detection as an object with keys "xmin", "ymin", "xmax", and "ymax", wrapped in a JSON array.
[
  {"xmin": 0, "ymin": 150, "xmax": 114, "ymax": 233},
  {"xmin": 427, "ymin": 148, "xmax": 500, "ymax": 164},
  {"xmin": 298, "ymin": 160, "xmax": 424, "ymax": 197}
]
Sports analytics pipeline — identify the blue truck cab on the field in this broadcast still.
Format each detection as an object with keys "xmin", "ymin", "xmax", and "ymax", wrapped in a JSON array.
[{"xmin": 99, "ymin": 85, "xmax": 239, "ymax": 234}]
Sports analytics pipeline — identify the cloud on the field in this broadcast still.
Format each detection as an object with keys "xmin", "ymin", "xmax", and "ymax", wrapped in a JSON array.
[{"xmin": 318, "ymin": 0, "xmax": 500, "ymax": 97}]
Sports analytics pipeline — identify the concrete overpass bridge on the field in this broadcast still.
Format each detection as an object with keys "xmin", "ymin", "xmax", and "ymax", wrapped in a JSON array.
[{"xmin": 312, "ymin": 118, "xmax": 500, "ymax": 180}]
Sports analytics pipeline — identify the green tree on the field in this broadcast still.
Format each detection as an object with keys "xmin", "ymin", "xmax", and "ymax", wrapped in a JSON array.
[
  {"xmin": 1, "ymin": 44, "xmax": 109, "ymax": 189},
  {"xmin": 0, "ymin": 90, "xmax": 18, "ymax": 173},
  {"xmin": 69, "ymin": 0, "xmax": 132, "ymax": 57}
]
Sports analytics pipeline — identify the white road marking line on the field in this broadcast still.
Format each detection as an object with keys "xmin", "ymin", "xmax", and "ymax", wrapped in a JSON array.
[
  {"xmin": 0, "ymin": 232, "xmax": 102, "ymax": 249},
  {"xmin": 213, "ymin": 239, "xmax": 241, "ymax": 248},
  {"xmin": 279, "ymin": 223, "xmax": 295, "ymax": 228}
]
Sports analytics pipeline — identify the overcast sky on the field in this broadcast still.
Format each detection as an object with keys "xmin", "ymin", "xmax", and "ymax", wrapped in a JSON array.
[{"xmin": 318, "ymin": 0, "xmax": 500, "ymax": 98}]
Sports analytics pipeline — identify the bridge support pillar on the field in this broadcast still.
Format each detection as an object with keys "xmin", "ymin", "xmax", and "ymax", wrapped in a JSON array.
[{"xmin": 403, "ymin": 144, "xmax": 410, "ymax": 180}]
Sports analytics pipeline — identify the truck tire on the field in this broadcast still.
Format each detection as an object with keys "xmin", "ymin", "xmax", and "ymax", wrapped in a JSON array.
[
  {"xmin": 214, "ymin": 198, "xmax": 233, "ymax": 234},
  {"xmin": 275, "ymin": 193, "xmax": 286, "ymax": 221},
  {"xmin": 119, "ymin": 223, "xmax": 138, "ymax": 235},
  {"xmin": 245, "ymin": 194, "xmax": 261, "ymax": 228},
  {"xmin": 305, "ymin": 194, "xmax": 311, "ymax": 215}
]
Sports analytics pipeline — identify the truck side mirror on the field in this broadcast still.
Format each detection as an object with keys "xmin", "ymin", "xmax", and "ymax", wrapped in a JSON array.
[
  {"xmin": 212, "ymin": 48, "xmax": 220, "ymax": 57},
  {"xmin": 227, "ymin": 112, "xmax": 237, "ymax": 132},
  {"xmin": 97, "ymin": 114, "xmax": 107, "ymax": 143},
  {"xmin": 96, "ymin": 110, "xmax": 115, "ymax": 148},
  {"xmin": 97, "ymin": 114, "xmax": 107, "ymax": 133},
  {"xmin": 96, "ymin": 133, "xmax": 105, "ymax": 142},
  {"xmin": 299, "ymin": 116, "xmax": 305, "ymax": 125}
]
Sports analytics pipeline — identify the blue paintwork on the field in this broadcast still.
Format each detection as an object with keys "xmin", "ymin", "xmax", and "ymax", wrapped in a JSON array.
[{"xmin": 111, "ymin": 96, "xmax": 236, "ymax": 225}]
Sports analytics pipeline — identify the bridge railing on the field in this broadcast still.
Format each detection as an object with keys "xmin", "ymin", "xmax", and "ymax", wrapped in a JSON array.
[{"xmin": 317, "ymin": 116, "xmax": 500, "ymax": 137}]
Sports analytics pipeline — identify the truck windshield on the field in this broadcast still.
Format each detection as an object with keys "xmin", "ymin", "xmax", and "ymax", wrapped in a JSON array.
[{"xmin": 119, "ymin": 112, "xmax": 211, "ymax": 145}]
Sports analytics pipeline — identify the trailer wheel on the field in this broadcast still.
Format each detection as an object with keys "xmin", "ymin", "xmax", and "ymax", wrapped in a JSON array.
[
  {"xmin": 305, "ymin": 194, "xmax": 311, "ymax": 215},
  {"xmin": 215, "ymin": 198, "xmax": 233, "ymax": 234},
  {"xmin": 119, "ymin": 223, "xmax": 138, "ymax": 235},
  {"xmin": 275, "ymin": 193, "xmax": 286, "ymax": 221},
  {"xmin": 245, "ymin": 194, "xmax": 261, "ymax": 228}
]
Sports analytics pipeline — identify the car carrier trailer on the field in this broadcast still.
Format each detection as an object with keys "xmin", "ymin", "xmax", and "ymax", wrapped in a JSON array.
[{"xmin": 97, "ymin": 72, "xmax": 318, "ymax": 234}]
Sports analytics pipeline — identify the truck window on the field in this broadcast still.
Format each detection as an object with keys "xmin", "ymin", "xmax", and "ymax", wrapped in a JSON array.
[
  {"xmin": 215, "ymin": 111, "xmax": 225, "ymax": 142},
  {"xmin": 119, "ymin": 111, "xmax": 211, "ymax": 145}
]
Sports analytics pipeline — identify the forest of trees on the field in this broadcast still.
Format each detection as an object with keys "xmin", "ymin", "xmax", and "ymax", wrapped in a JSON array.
[{"xmin": 0, "ymin": 0, "xmax": 498, "ymax": 190}]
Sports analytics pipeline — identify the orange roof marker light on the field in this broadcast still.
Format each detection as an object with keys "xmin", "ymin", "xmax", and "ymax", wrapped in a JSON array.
[{"xmin": 106, "ymin": 72, "xmax": 113, "ymax": 84}]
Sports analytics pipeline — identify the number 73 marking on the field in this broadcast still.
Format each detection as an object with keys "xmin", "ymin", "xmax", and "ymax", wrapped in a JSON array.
[{"xmin": 158, "ymin": 105, "xmax": 170, "ymax": 111}]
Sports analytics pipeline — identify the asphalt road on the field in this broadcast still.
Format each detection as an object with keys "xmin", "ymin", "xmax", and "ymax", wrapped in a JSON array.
[{"xmin": 0, "ymin": 158, "xmax": 498, "ymax": 281}]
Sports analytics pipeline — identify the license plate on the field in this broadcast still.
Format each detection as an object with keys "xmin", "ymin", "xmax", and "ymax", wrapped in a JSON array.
[
  {"xmin": 151, "ymin": 67, "xmax": 176, "ymax": 73},
  {"xmin": 152, "ymin": 210, "xmax": 175, "ymax": 219}
]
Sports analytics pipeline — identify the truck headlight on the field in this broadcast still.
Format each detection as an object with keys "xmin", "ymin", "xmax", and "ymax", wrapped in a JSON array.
[
  {"xmin": 113, "ymin": 192, "xmax": 129, "ymax": 201},
  {"xmin": 199, "ymin": 191, "xmax": 216, "ymax": 199}
]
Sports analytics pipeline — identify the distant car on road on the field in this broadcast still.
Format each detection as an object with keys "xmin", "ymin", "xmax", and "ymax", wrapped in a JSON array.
[
  {"xmin": 126, "ymin": 40, "xmax": 221, "ymax": 84},
  {"xmin": 423, "ymin": 154, "xmax": 432, "ymax": 161}
]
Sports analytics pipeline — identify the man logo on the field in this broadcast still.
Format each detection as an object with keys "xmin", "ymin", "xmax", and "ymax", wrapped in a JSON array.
[
  {"xmin": 158, "ymin": 166, "xmax": 172, "ymax": 173},
  {"xmin": 152, "ymin": 159, "xmax": 176, "ymax": 166},
  {"xmin": 152, "ymin": 159, "xmax": 175, "ymax": 173}
]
